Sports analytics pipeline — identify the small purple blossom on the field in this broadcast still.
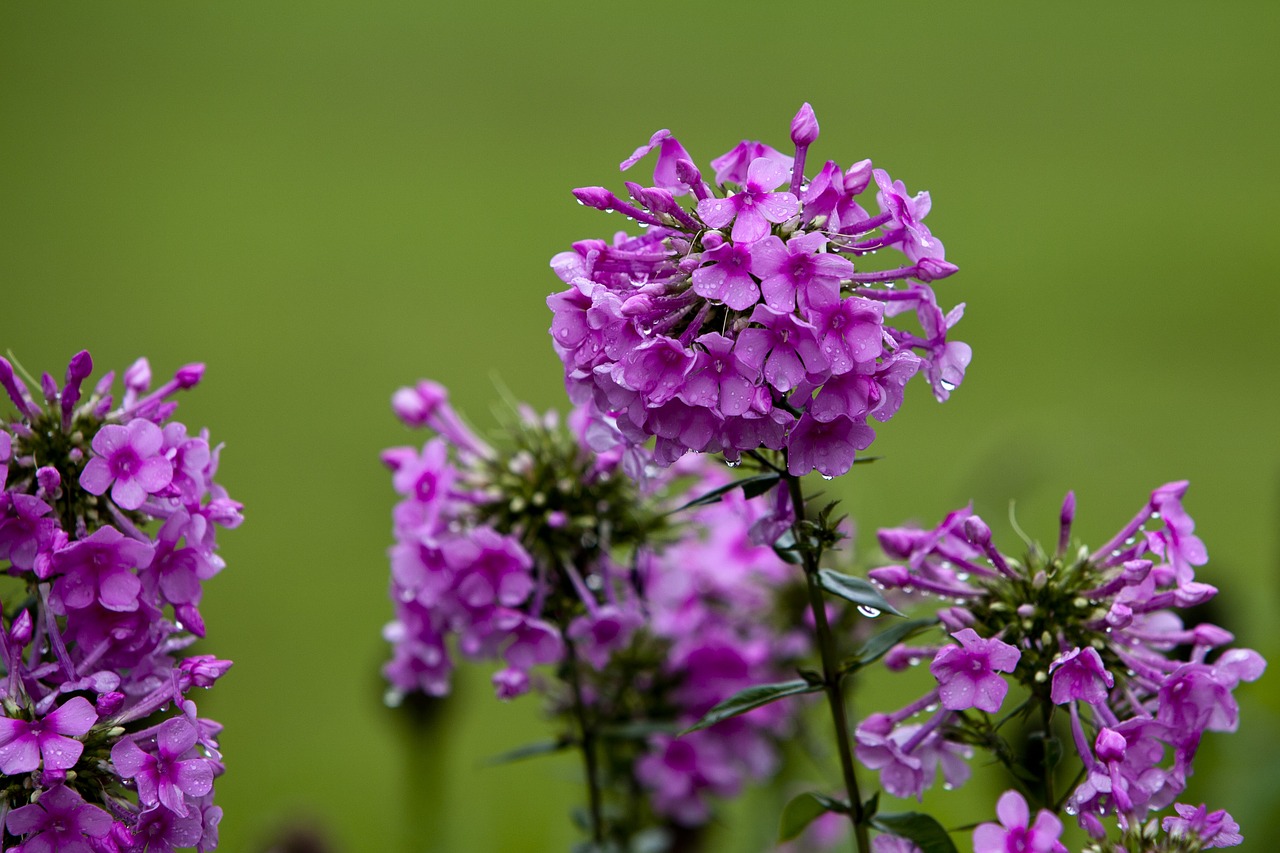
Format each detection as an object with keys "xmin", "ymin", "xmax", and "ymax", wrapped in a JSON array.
[
  {"xmin": 1162, "ymin": 803, "xmax": 1243, "ymax": 848},
  {"xmin": 111, "ymin": 717, "xmax": 214, "ymax": 816},
  {"xmin": 697, "ymin": 157, "xmax": 800, "ymax": 244},
  {"xmin": 930, "ymin": 629, "xmax": 1020, "ymax": 713},
  {"xmin": 5, "ymin": 784, "xmax": 113, "ymax": 851},
  {"xmin": 1049, "ymin": 646, "xmax": 1114, "ymax": 705},
  {"xmin": 0, "ymin": 696, "xmax": 97, "ymax": 775},
  {"xmin": 79, "ymin": 418, "xmax": 173, "ymax": 510},
  {"xmin": 972, "ymin": 790, "xmax": 1068, "ymax": 853}
]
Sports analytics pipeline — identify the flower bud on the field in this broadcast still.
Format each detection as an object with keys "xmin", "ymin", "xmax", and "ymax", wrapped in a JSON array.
[{"xmin": 790, "ymin": 102, "xmax": 819, "ymax": 146}]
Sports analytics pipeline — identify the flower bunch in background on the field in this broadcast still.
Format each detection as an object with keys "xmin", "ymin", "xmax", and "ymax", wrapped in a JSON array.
[
  {"xmin": 548, "ymin": 103, "xmax": 968, "ymax": 479},
  {"xmin": 0, "ymin": 351, "xmax": 239, "ymax": 851},
  {"xmin": 856, "ymin": 482, "xmax": 1261, "ymax": 851},
  {"xmin": 382, "ymin": 380, "xmax": 809, "ymax": 848}
]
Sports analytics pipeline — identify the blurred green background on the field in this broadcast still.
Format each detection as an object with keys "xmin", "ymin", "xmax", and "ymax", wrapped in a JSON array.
[{"xmin": 2, "ymin": 1, "xmax": 1278, "ymax": 850}]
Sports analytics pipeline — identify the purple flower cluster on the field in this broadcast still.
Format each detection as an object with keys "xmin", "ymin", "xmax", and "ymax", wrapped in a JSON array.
[
  {"xmin": 861, "ymin": 483, "xmax": 1260, "ymax": 848},
  {"xmin": 635, "ymin": 462, "xmax": 808, "ymax": 825},
  {"xmin": 548, "ymin": 104, "xmax": 969, "ymax": 478},
  {"xmin": 0, "ymin": 352, "xmax": 238, "ymax": 851},
  {"xmin": 382, "ymin": 381, "xmax": 807, "ymax": 829}
]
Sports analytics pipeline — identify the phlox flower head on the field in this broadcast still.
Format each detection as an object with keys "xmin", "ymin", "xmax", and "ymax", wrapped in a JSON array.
[
  {"xmin": 549, "ymin": 103, "xmax": 967, "ymax": 478},
  {"xmin": 0, "ymin": 351, "xmax": 236, "ymax": 849},
  {"xmin": 383, "ymin": 382, "xmax": 809, "ymax": 831},
  {"xmin": 865, "ymin": 483, "xmax": 1264, "ymax": 840}
]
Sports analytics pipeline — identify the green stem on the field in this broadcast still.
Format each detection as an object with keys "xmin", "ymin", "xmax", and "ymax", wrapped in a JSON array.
[
  {"xmin": 785, "ymin": 469, "xmax": 870, "ymax": 853},
  {"xmin": 1040, "ymin": 699, "xmax": 1055, "ymax": 808},
  {"xmin": 563, "ymin": 635, "xmax": 606, "ymax": 846}
]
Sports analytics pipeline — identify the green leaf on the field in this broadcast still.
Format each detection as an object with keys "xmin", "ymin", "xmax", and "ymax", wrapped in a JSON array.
[
  {"xmin": 772, "ymin": 530, "xmax": 802, "ymax": 564},
  {"xmin": 484, "ymin": 738, "xmax": 570, "ymax": 765},
  {"xmin": 680, "ymin": 680, "xmax": 820, "ymax": 734},
  {"xmin": 668, "ymin": 473, "xmax": 780, "ymax": 514},
  {"xmin": 847, "ymin": 618, "xmax": 939, "ymax": 670},
  {"xmin": 816, "ymin": 569, "xmax": 905, "ymax": 616},
  {"xmin": 871, "ymin": 812, "xmax": 959, "ymax": 853},
  {"xmin": 597, "ymin": 720, "xmax": 679, "ymax": 741},
  {"xmin": 778, "ymin": 792, "xmax": 848, "ymax": 841}
]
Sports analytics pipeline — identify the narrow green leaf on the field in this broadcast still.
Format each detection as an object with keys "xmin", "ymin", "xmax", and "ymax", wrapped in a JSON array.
[
  {"xmin": 681, "ymin": 680, "xmax": 820, "ymax": 734},
  {"xmin": 816, "ymin": 569, "xmax": 905, "ymax": 616},
  {"xmin": 850, "ymin": 617, "xmax": 938, "ymax": 668},
  {"xmin": 778, "ymin": 792, "xmax": 847, "ymax": 841},
  {"xmin": 871, "ymin": 812, "xmax": 959, "ymax": 853},
  {"xmin": 598, "ymin": 720, "xmax": 679, "ymax": 741},
  {"xmin": 668, "ymin": 473, "xmax": 780, "ymax": 514},
  {"xmin": 484, "ymin": 738, "xmax": 571, "ymax": 765}
]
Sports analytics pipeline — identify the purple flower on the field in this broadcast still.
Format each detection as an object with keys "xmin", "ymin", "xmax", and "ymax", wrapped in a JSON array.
[
  {"xmin": 1162, "ymin": 803, "xmax": 1243, "ymax": 848},
  {"xmin": 79, "ymin": 418, "xmax": 173, "ymax": 510},
  {"xmin": 130, "ymin": 805, "xmax": 204, "ymax": 852},
  {"xmin": 709, "ymin": 139, "xmax": 793, "ymax": 186},
  {"xmin": 1049, "ymin": 646, "xmax": 1114, "ymax": 705},
  {"xmin": 690, "ymin": 235, "xmax": 759, "ymax": 310},
  {"xmin": 0, "ymin": 696, "xmax": 98, "ymax": 775},
  {"xmin": 51, "ymin": 525, "xmax": 153, "ymax": 613},
  {"xmin": 786, "ymin": 413, "xmax": 874, "ymax": 478},
  {"xmin": 930, "ymin": 629, "xmax": 1020, "ymax": 713},
  {"xmin": 972, "ymin": 790, "xmax": 1068, "ymax": 853},
  {"xmin": 697, "ymin": 158, "xmax": 799, "ymax": 244},
  {"xmin": 750, "ymin": 232, "xmax": 854, "ymax": 312},
  {"xmin": 111, "ymin": 717, "xmax": 214, "ymax": 816},
  {"xmin": 735, "ymin": 304, "xmax": 829, "ymax": 394},
  {"xmin": 5, "ymin": 784, "xmax": 113, "ymax": 851}
]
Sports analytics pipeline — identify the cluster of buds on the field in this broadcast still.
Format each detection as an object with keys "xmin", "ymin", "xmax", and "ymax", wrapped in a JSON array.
[
  {"xmin": 859, "ymin": 483, "xmax": 1261, "ymax": 851},
  {"xmin": 548, "ymin": 104, "xmax": 969, "ymax": 479},
  {"xmin": 381, "ymin": 381, "xmax": 808, "ymax": 835},
  {"xmin": 0, "ymin": 351, "xmax": 239, "ymax": 851}
]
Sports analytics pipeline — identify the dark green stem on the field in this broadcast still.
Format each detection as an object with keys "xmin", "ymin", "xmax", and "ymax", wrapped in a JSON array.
[
  {"xmin": 785, "ymin": 468, "xmax": 870, "ymax": 853},
  {"xmin": 563, "ymin": 635, "xmax": 606, "ymax": 846},
  {"xmin": 1040, "ymin": 699, "xmax": 1056, "ymax": 808}
]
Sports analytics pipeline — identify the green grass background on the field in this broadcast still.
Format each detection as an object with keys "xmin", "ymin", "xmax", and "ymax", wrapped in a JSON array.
[{"xmin": 2, "ymin": 2, "xmax": 1278, "ymax": 850}]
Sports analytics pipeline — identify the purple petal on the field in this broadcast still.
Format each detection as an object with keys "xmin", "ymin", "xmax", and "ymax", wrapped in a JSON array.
[
  {"xmin": 98, "ymin": 569, "xmax": 142, "ymax": 611},
  {"xmin": 126, "ymin": 418, "xmax": 164, "ymax": 456},
  {"xmin": 176, "ymin": 757, "xmax": 214, "ymax": 797},
  {"xmin": 39, "ymin": 732, "xmax": 85, "ymax": 771},
  {"xmin": 158, "ymin": 717, "xmax": 199, "ymax": 758},
  {"xmin": 110, "ymin": 477, "xmax": 147, "ymax": 510},
  {"xmin": 111, "ymin": 738, "xmax": 151, "ymax": 778},
  {"xmin": 0, "ymin": 733, "xmax": 40, "ymax": 774},
  {"xmin": 46, "ymin": 696, "xmax": 98, "ymax": 737},
  {"xmin": 996, "ymin": 789, "xmax": 1029, "ymax": 829},
  {"xmin": 135, "ymin": 455, "xmax": 174, "ymax": 492},
  {"xmin": 696, "ymin": 197, "xmax": 737, "ymax": 230},
  {"xmin": 79, "ymin": 457, "xmax": 113, "ymax": 495},
  {"xmin": 755, "ymin": 192, "xmax": 800, "ymax": 223},
  {"xmin": 91, "ymin": 424, "xmax": 128, "ymax": 457}
]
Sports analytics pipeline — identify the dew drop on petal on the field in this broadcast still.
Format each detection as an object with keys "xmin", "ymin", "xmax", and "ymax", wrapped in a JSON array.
[{"xmin": 857, "ymin": 605, "xmax": 881, "ymax": 618}]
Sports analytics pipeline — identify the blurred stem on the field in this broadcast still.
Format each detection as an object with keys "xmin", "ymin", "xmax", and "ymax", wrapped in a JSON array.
[
  {"xmin": 784, "ymin": 467, "xmax": 870, "ymax": 853},
  {"xmin": 564, "ymin": 634, "xmax": 606, "ymax": 846},
  {"xmin": 399, "ymin": 694, "xmax": 451, "ymax": 853},
  {"xmin": 1040, "ymin": 699, "xmax": 1056, "ymax": 809}
]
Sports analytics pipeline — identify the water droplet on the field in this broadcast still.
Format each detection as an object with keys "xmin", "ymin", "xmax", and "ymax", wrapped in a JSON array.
[
  {"xmin": 955, "ymin": 572, "xmax": 969, "ymax": 582},
  {"xmin": 924, "ymin": 702, "xmax": 940, "ymax": 713},
  {"xmin": 821, "ymin": 474, "xmax": 834, "ymax": 481},
  {"xmin": 725, "ymin": 460, "xmax": 740, "ymax": 468},
  {"xmin": 909, "ymin": 659, "xmax": 920, "ymax": 667},
  {"xmin": 1124, "ymin": 536, "xmax": 1136, "ymax": 546},
  {"xmin": 942, "ymin": 782, "xmax": 954, "ymax": 791},
  {"xmin": 857, "ymin": 605, "xmax": 881, "ymax": 618},
  {"xmin": 940, "ymin": 379, "xmax": 957, "ymax": 392},
  {"xmin": 1065, "ymin": 804, "xmax": 1078, "ymax": 816},
  {"xmin": 1150, "ymin": 512, "xmax": 1161, "ymax": 520}
]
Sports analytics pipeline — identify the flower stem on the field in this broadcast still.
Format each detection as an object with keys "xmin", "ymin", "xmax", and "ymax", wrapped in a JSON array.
[
  {"xmin": 563, "ymin": 634, "xmax": 606, "ymax": 846},
  {"xmin": 784, "ymin": 468, "xmax": 870, "ymax": 853}
]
